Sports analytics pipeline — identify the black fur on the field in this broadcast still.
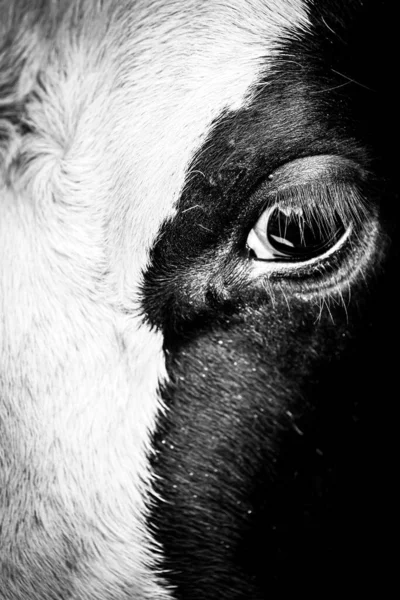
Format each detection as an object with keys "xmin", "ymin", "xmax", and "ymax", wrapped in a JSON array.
[{"xmin": 143, "ymin": 1, "xmax": 398, "ymax": 597}]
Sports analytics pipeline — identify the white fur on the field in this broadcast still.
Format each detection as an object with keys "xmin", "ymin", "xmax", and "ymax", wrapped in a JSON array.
[{"xmin": 0, "ymin": 1, "xmax": 309, "ymax": 597}]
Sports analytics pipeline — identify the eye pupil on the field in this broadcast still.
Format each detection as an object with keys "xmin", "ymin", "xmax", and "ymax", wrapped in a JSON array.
[{"xmin": 266, "ymin": 207, "xmax": 345, "ymax": 260}]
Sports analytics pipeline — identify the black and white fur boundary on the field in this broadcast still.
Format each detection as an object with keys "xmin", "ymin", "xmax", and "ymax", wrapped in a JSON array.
[{"xmin": 0, "ymin": 1, "xmax": 398, "ymax": 599}]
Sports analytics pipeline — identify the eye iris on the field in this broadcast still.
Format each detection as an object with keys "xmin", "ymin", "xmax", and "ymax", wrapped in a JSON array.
[{"xmin": 266, "ymin": 207, "xmax": 345, "ymax": 260}]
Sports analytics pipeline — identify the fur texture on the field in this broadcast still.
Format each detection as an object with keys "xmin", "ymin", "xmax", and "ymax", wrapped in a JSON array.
[{"xmin": 0, "ymin": 1, "xmax": 310, "ymax": 598}]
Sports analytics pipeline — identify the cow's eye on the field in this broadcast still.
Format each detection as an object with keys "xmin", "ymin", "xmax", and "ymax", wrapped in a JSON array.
[
  {"xmin": 244, "ymin": 156, "xmax": 377, "ymax": 282},
  {"xmin": 247, "ymin": 203, "xmax": 351, "ymax": 266}
]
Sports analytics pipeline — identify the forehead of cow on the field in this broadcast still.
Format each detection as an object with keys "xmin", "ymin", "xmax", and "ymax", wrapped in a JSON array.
[{"xmin": 1, "ymin": 0, "xmax": 310, "ymax": 310}]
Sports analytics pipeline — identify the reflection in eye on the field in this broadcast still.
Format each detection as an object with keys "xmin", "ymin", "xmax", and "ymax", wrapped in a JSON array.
[{"xmin": 247, "ymin": 203, "xmax": 351, "ymax": 264}]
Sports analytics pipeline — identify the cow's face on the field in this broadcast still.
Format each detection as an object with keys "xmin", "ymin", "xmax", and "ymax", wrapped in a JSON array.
[{"xmin": 0, "ymin": 1, "xmax": 397, "ymax": 599}]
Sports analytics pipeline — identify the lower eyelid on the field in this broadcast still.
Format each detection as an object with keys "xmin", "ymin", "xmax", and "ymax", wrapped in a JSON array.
[{"xmin": 245, "ymin": 213, "xmax": 381, "ymax": 305}]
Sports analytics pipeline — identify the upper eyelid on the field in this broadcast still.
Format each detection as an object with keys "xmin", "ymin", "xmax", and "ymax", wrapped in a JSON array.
[
  {"xmin": 248, "ymin": 167, "xmax": 371, "ymax": 235},
  {"xmin": 263, "ymin": 155, "xmax": 368, "ymax": 190}
]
